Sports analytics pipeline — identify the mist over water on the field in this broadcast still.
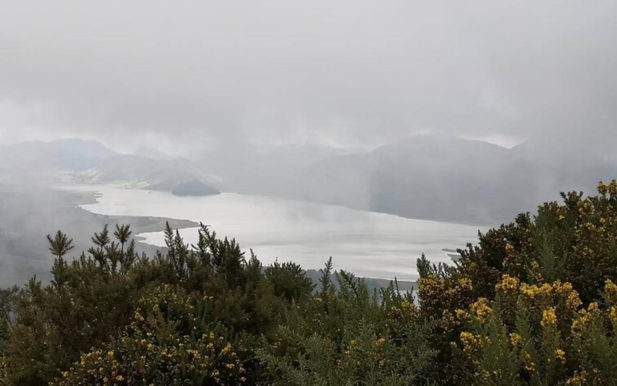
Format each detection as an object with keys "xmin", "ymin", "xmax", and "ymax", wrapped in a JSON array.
[{"xmin": 74, "ymin": 185, "xmax": 487, "ymax": 280}]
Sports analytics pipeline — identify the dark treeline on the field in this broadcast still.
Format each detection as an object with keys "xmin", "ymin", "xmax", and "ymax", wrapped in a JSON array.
[{"xmin": 4, "ymin": 182, "xmax": 617, "ymax": 384}]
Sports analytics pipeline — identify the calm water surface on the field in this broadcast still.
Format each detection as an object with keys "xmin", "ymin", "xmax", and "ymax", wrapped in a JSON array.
[{"xmin": 73, "ymin": 185, "xmax": 487, "ymax": 281}]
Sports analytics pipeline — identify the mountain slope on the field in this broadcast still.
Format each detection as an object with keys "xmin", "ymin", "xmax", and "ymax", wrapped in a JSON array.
[
  {"xmin": 298, "ymin": 135, "xmax": 616, "ymax": 224},
  {"xmin": 0, "ymin": 139, "xmax": 219, "ymax": 193}
]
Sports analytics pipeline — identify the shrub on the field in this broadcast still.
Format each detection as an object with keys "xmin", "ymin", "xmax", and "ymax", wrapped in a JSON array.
[{"xmin": 6, "ymin": 180, "xmax": 617, "ymax": 383}]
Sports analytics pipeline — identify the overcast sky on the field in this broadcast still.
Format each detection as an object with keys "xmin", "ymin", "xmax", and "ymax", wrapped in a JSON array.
[{"xmin": 0, "ymin": 1, "xmax": 616, "ymax": 154}]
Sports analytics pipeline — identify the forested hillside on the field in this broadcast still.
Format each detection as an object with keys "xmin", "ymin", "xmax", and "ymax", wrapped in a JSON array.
[{"xmin": 4, "ymin": 182, "xmax": 617, "ymax": 384}]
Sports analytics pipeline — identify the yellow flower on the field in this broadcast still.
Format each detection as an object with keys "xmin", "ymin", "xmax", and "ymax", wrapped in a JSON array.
[
  {"xmin": 116, "ymin": 375, "xmax": 125, "ymax": 382},
  {"xmin": 496, "ymin": 274, "xmax": 519, "ymax": 293},
  {"xmin": 606, "ymin": 279, "xmax": 617, "ymax": 304},
  {"xmin": 471, "ymin": 298, "xmax": 493, "ymax": 323},
  {"xmin": 460, "ymin": 331, "xmax": 480, "ymax": 353},
  {"xmin": 460, "ymin": 331, "xmax": 474, "ymax": 341},
  {"xmin": 509, "ymin": 333, "xmax": 522, "ymax": 346},
  {"xmin": 519, "ymin": 282, "xmax": 552, "ymax": 299},
  {"xmin": 524, "ymin": 361, "xmax": 536, "ymax": 372},
  {"xmin": 540, "ymin": 307, "xmax": 557, "ymax": 327},
  {"xmin": 221, "ymin": 343, "xmax": 232, "ymax": 354},
  {"xmin": 552, "ymin": 281, "xmax": 583, "ymax": 310},
  {"xmin": 555, "ymin": 349, "xmax": 566, "ymax": 363},
  {"xmin": 457, "ymin": 278, "xmax": 473, "ymax": 290},
  {"xmin": 598, "ymin": 181, "xmax": 609, "ymax": 195},
  {"xmin": 107, "ymin": 350, "xmax": 114, "ymax": 359},
  {"xmin": 566, "ymin": 370, "xmax": 588, "ymax": 385},
  {"xmin": 541, "ymin": 307, "xmax": 557, "ymax": 328},
  {"xmin": 520, "ymin": 284, "xmax": 536, "ymax": 298},
  {"xmin": 538, "ymin": 283, "xmax": 553, "ymax": 296},
  {"xmin": 610, "ymin": 180, "xmax": 617, "ymax": 195},
  {"xmin": 134, "ymin": 311, "xmax": 145, "ymax": 322},
  {"xmin": 455, "ymin": 308, "xmax": 469, "ymax": 320},
  {"xmin": 523, "ymin": 352, "xmax": 536, "ymax": 372},
  {"xmin": 565, "ymin": 291, "xmax": 582, "ymax": 310},
  {"xmin": 400, "ymin": 300, "xmax": 417, "ymax": 313},
  {"xmin": 610, "ymin": 306, "xmax": 617, "ymax": 326}
]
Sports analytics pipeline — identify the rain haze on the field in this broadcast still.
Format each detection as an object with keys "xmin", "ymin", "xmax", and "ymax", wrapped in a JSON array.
[{"xmin": 1, "ymin": 0, "xmax": 617, "ymax": 284}]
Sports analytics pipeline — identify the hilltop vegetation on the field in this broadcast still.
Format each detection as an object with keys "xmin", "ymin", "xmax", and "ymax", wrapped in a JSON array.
[{"xmin": 4, "ymin": 182, "xmax": 617, "ymax": 384}]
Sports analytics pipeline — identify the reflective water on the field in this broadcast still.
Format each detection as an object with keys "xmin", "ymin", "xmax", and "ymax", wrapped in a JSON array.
[{"xmin": 74, "ymin": 185, "xmax": 486, "ymax": 281}]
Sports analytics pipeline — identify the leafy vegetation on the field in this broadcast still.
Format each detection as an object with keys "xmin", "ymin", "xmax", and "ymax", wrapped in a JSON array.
[{"xmin": 4, "ymin": 181, "xmax": 617, "ymax": 384}]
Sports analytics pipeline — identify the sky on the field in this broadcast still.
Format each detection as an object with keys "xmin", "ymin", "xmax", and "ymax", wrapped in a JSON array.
[{"xmin": 0, "ymin": 0, "xmax": 616, "ymax": 155}]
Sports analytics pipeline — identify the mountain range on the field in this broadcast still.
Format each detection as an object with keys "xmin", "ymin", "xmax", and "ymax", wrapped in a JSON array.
[
  {"xmin": 0, "ymin": 139, "xmax": 218, "ymax": 193},
  {"xmin": 293, "ymin": 135, "xmax": 615, "ymax": 224},
  {"xmin": 1, "ymin": 135, "xmax": 614, "ymax": 225}
]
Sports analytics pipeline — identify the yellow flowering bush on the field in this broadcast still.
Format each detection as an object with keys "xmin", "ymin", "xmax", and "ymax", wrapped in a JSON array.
[
  {"xmin": 52, "ymin": 285, "xmax": 247, "ymax": 385},
  {"xmin": 52, "ymin": 332, "xmax": 246, "ymax": 385},
  {"xmin": 470, "ymin": 298, "xmax": 493, "ymax": 323},
  {"xmin": 418, "ymin": 274, "xmax": 475, "ymax": 323},
  {"xmin": 456, "ymin": 278, "xmax": 617, "ymax": 385},
  {"xmin": 9, "ymin": 181, "xmax": 617, "ymax": 384},
  {"xmin": 541, "ymin": 307, "xmax": 557, "ymax": 328},
  {"xmin": 386, "ymin": 300, "xmax": 419, "ymax": 338},
  {"xmin": 605, "ymin": 279, "xmax": 617, "ymax": 304}
]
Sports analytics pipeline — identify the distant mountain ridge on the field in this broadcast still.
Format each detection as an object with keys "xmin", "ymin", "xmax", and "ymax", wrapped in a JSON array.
[
  {"xmin": 3, "ymin": 135, "xmax": 615, "ymax": 225},
  {"xmin": 0, "ymin": 139, "xmax": 115, "ymax": 171},
  {"xmin": 0, "ymin": 139, "xmax": 219, "ymax": 193},
  {"xmin": 294, "ymin": 135, "xmax": 616, "ymax": 224}
]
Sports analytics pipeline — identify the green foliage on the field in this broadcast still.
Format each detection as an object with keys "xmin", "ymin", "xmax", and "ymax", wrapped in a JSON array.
[
  {"xmin": 256, "ymin": 265, "xmax": 435, "ymax": 385},
  {"xmin": 51, "ymin": 285, "xmax": 248, "ymax": 385},
  {"xmin": 46, "ymin": 230, "xmax": 73, "ymax": 258},
  {"xmin": 415, "ymin": 180, "xmax": 617, "ymax": 384},
  {"xmin": 0, "ymin": 289, "xmax": 17, "ymax": 384},
  {"xmin": 6, "ymin": 180, "xmax": 617, "ymax": 383},
  {"xmin": 265, "ymin": 261, "xmax": 314, "ymax": 303}
]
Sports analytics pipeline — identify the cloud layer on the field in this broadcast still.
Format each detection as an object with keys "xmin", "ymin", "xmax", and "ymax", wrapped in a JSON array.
[{"xmin": 1, "ymin": 1, "xmax": 616, "ymax": 152}]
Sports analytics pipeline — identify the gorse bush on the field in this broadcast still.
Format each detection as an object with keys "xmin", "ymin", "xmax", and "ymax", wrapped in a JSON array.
[
  {"xmin": 0, "ymin": 223, "xmax": 293, "ymax": 385},
  {"xmin": 256, "ymin": 267, "xmax": 435, "ymax": 385},
  {"xmin": 452, "ymin": 277, "xmax": 617, "ymax": 385},
  {"xmin": 3, "ymin": 181, "xmax": 617, "ymax": 384},
  {"xmin": 415, "ymin": 180, "xmax": 617, "ymax": 385},
  {"xmin": 52, "ymin": 285, "xmax": 248, "ymax": 385}
]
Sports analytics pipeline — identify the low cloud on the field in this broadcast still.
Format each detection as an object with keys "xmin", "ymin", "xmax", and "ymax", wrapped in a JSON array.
[{"xmin": 0, "ymin": 1, "xmax": 615, "ymax": 153}]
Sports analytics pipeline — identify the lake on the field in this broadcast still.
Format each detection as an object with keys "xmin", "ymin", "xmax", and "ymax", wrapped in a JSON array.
[{"xmin": 73, "ymin": 185, "xmax": 487, "ymax": 281}]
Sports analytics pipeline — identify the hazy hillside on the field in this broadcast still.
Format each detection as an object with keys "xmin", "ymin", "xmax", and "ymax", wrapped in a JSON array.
[
  {"xmin": 0, "ymin": 186, "xmax": 198, "ymax": 286},
  {"xmin": 199, "ymin": 142, "xmax": 346, "ymax": 196},
  {"xmin": 0, "ymin": 139, "xmax": 219, "ymax": 193},
  {"xmin": 0, "ymin": 139, "xmax": 115, "ymax": 172},
  {"xmin": 297, "ymin": 135, "xmax": 617, "ymax": 224},
  {"xmin": 3, "ymin": 136, "xmax": 616, "ymax": 226}
]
